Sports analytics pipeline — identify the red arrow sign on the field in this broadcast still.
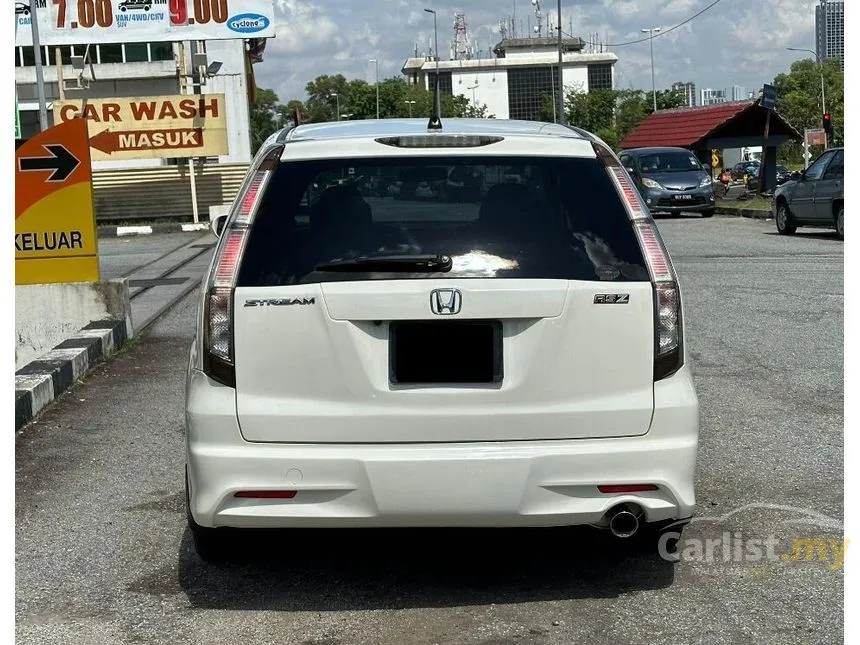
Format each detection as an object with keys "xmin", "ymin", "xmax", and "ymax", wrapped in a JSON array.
[{"xmin": 89, "ymin": 128, "xmax": 205, "ymax": 154}]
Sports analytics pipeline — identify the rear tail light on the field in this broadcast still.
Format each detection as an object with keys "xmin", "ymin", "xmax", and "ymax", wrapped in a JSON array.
[
  {"xmin": 593, "ymin": 141, "xmax": 684, "ymax": 381},
  {"xmin": 234, "ymin": 490, "xmax": 298, "ymax": 499},
  {"xmin": 598, "ymin": 484, "xmax": 658, "ymax": 494},
  {"xmin": 202, "ymin": 145, "xmax": 283, "ymax": 387}
]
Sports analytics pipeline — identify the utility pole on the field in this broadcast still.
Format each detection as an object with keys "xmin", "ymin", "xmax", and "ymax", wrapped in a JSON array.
[
  {"xmin": 556, "ymin": 0, "xmax": 565, "ymax": 124},
  {"xmin": 29, "ymin": 0, "xmax": 49, "ymax": 130},
  {"xmin": 642, "ymin": 27, "xmax": 661, "ymax": 112}
]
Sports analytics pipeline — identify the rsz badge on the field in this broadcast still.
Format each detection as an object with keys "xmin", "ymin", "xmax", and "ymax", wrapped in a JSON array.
[
  {"xmin": 594, "ymin": 294, "xmax": 630, "ymax": 304},
  {"xmin": 244, "ymin": 298, "xmax": 315, "ymax": 307}
]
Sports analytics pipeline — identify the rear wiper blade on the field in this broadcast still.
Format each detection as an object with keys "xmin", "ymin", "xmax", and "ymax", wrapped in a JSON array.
[{"xmin": 315, "ymin": 254, "xmax": 453, "ymax": 272}]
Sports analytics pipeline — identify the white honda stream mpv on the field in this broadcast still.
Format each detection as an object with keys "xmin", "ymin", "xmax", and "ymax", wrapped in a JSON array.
[{"xmin": 184, "ymin": 118, "xmax": 699, "ymax": 561}]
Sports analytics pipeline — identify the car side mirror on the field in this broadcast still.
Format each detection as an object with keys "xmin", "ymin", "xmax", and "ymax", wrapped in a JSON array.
[
  {"xmin": 625, "ymin": 167, "xmax": 635, "ymax": 175},
  {"xmin": 211, "ymin": 213, "xmax": 227, "ymax": 237},
  {"xmin": 791, "ymin": 171, "xmax": 803, "ymax": 181}
]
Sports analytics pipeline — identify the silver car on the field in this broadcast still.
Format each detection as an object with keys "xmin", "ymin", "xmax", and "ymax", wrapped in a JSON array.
[{"xmin": 773, "ymin": 148, "xmax": 844, "ymax": 239}]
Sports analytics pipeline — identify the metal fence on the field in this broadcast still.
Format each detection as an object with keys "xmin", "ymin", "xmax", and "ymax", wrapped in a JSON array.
[{"xmin": 91, "ymin": 163, "xmax": 249, "ymax": 222}]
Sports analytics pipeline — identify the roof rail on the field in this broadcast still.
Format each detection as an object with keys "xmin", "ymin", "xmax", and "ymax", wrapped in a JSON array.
[
  {"xmin": 564, "ymin": 125, "xmax": 597, "ymax": 141},
  {"xmin": 276, "ymin": 123, "xmax": 297, "ymax": 143}
]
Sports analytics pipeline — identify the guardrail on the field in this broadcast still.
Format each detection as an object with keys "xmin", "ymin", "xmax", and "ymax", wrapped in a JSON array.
[{"xmin": 92, "ymin": 163, "xmax": 249, "ymax": 222}]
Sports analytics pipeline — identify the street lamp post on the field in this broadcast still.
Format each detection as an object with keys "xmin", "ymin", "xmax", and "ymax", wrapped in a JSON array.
[
  {"xmin": 424, "ymin": 8, "xmax": 441, "ymax": 121},
  {"xmin": 641, "ymin": 27, "xmax": 661, "ymax": 112},
  {"xmin": 786, "ymin": 47, "xmax": 827, "ymax": 147},
  {"xmin": 330, "ymin": 92, "xmax": 340, "ymax": 121},
  {"xmin": 556, "ymin": 0, "xmax": 565, "ymax": 125},
  {"xmin": 404, "ymin": 100, "xmax": 416, "ymax": 117},
  {"xmin": 467, "ymin": 83, "xmax": 479, "ymax": 106},
  {"xmin": 369, "ymin": 58, "xmax": 380, "ymax": 119}
]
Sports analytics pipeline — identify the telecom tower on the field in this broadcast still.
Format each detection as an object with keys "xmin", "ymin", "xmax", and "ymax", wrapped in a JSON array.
[{"xmin": 452, "ymin": 13, "xmax": 474, "ymax": 60}]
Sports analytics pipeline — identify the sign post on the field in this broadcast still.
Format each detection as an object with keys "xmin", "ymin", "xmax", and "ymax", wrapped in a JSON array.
[
  {"xmin": 15, "ymin": 118, "xmax": 99, "ymax": 285},
  {"xmin": 27, "ymin": 0, "xmax": 49, "ymax": 131},
  {"xmin": 15, "ymin": 87, "xmax": 21, "ymax": 139},
  {"xmin": 756, "ymin": 84, "xmax": 777, "ymax": 195}
]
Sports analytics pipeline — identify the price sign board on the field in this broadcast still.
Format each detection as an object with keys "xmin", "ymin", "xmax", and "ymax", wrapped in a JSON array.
[{"xmin": 15, "ymin": 0, "xmax": 275, "ymax": 46}]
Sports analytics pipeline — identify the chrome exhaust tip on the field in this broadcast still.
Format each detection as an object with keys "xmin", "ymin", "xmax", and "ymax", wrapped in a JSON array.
[{"xmin": 608, "ymin": 508, "xmax": 641, "ymax": 539}]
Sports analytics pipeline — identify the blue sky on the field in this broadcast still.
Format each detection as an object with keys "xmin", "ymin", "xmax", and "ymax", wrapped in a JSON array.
[{"xmin": 257, "ymin": 0, "xmax": 824, "ymax": 104}]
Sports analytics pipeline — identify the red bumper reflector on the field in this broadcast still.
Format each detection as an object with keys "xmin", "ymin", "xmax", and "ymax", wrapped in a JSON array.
[
  {"xmin": 598, "ymin": 484, "xmax": 658, "ymax": 494},
  {"xmin": 234, "ymin": 490, "xmax": 297, "ymax": 499}
]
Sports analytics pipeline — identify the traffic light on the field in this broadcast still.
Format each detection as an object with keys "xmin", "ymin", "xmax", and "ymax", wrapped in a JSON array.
[{"xmin": 823, "ymin": 113, "xmax": 832, "ymax": 134}]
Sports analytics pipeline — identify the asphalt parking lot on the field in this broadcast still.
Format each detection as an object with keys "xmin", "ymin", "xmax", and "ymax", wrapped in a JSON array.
[{"xmin": 15, "ymin": 216, "xmax": 843, "ymax": 645}]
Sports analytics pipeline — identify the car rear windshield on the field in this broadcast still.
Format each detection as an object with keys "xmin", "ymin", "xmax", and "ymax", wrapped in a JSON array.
[{"xmin": 236, "ymin": 155, "xmax": 649, "ymax": 286}]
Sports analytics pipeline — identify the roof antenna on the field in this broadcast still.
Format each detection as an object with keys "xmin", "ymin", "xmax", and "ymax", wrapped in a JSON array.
[
  {"xmin": 425, "ymin": 8, "xmax": 442, "ymax": 130},
  {"xmin": 427, "ymin": 71, "xmax": 443, "ymax": 130}
]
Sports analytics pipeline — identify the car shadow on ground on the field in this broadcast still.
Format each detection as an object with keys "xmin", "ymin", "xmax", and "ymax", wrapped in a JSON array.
[{"xmin": 173, "ymin": 525, "xmax": 677, "ymax": 611}]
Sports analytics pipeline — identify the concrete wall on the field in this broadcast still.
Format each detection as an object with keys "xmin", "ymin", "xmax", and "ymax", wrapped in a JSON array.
[
  {"xmin": 451, "ymin": 68, "xmax": 510, "ymax": 119},
  {"xmin": 15, "ymin": 279, "xmax": 134, "ymax": 370},
  {"xmin": 562, "ymin": 66, "xmax": 590, "ymax": 93},
  {"xmin": 205, "ymin": 40, "xmax": 252, "ymax": 164}
]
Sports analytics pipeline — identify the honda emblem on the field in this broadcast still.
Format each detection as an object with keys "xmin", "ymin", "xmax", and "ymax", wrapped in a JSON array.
[{"xmin": 430, "ymin": 289, "xmax": 462, "ymax": 315}]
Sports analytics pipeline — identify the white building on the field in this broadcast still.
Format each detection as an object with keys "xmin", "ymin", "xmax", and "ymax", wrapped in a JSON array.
[
  {"xmin": 402, "ymin": 37, "xmax": 617, "ymax": 121},
  {"xmin": 15, "ymin": 39, "xmax": 252, "ymax": 169},
  {"xmin": 731, "ymin": 85, "xmax": 746, "ymax": 101},
  {"xmin": 700, "ymin": 88, "xmax": 728, "ymax": 106},
  {"xmin": 672, "ymin": 81, "xmax": 697, "ymax": 107}
]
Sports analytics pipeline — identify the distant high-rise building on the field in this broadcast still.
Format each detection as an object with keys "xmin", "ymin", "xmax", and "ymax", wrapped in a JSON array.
[
  {"xmin": 700, "ymin": 88, "xmax": 728, "ymax": 106},
  {"xmin": 816, "ymin": 0, "xmax": 844, "ymax": 68},
  {"xmin": 672, "ymin": 81, "xmax": 697, "ymax": 107},
  {"xmin": 731, "ymin": 85, "xmax": 746, "ymax": 101}
]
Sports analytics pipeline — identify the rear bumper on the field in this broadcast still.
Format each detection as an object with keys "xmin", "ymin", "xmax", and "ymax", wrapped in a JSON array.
[{"xmin": 185, "ymin": 366, "xmax": 699, "ymax": 530}]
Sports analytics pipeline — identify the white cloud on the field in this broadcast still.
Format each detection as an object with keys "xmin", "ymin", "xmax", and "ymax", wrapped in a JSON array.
[{"xmin": 254, "ymin": 0, "xmax": 827, "ymax": 102}]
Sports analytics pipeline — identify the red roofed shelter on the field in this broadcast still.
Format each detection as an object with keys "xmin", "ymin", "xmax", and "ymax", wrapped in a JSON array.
[{"xmin": 619, "ymin": 99, "xmax": 801, "ymax": 192}]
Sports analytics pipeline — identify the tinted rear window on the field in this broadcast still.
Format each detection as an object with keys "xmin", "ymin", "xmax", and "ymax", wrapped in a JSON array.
[{"xmin": 236, "ymin": 156, "xmax": 649, "ymax": 286}]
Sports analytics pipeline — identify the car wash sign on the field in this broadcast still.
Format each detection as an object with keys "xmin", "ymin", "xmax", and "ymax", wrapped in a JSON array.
[
  {"xmin": 15, "ymin": 0, "xmax": 274, "ymax": 46},
  {"xmin": 15, "ymin": 118, "xmax": 99, "ymax": 285},
  {"xmin": 53, "ymin": 94, "xmax": 229, "ymax": 161}
]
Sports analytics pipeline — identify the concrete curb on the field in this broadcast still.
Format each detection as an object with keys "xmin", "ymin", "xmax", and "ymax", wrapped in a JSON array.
[
  {"xmin": 15, "ymin": 319, "xmax": 129, "ymax": 431},
  {"xmin": 715, "ymin": 206, "xmax": 773, "ymax": 220},
  {"xmin": 99, "ymin": 223, "xmax": 210, "ymax": 237}
]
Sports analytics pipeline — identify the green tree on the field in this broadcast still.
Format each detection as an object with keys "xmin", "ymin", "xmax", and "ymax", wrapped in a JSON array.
[
  {"xmin": 773, "ymin": 57, "xmax": 843, "ymax": 163},
  {"xmin": 249, "ymin": 87, "xmax": 287, "ymax": 153},
  {"xmin": 302, "ymin": 74, "xmax": 350, "ymax": 122},
  {"xmin": 565, "ymin": 88, "xmax": 617, "ymax": 133},
  {"xmin": 287, "ymin": 75, "xmax": 493, "ymax": 122}
]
